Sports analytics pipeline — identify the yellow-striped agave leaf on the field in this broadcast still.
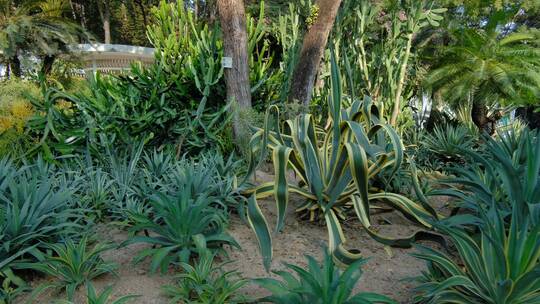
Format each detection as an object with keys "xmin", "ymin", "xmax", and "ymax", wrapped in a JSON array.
[
  {"xmin": 247, "ymin": 195, "xmax": 272, "ymax": 271},
  {"xmin": 242, "ymin": 49, "xmax": 438, "ymax": 270}
]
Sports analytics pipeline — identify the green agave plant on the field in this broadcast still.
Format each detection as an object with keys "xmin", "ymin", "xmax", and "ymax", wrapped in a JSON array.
[
  {"xmin": 245, "ymin": 51, "xmax": 438, "ymax": 269},
  {"xmin": 420, "ymin": 124, "xmax": 475, "ymax": 161},
  {"xmin": 413, "ymin": 206, "xmax": 540, "ymax": 303},
  {"xmin": 123, "ymin": 183, "xmax": 239, "ymax": 274},
  {"xmin": 138, "ymin": 151, "xmax": 247, "ymax": 215},
  {"xmin": 82, "ymin": 168, "xmax": 114, "ymax": 221},
  {"xmin": 254, "ymin": 249, "xmax": 396, "ymax": 304},
  {"xmin": 0, "ymin": 157, "xmax": 84, "ymax": 273},
  {"xmin": 434, "ymin": 128, "xmax": 540, "ymax": 225},
  {"xmin": 162, "ymin": 248, "xmax": 247, "ymax": 304},
  {"xmin": 19, "ymin": 236, "xmax": 117, "ymax": 301},
  {"xmin": 55, "ymin": 283, "xmax": 139, "ymax": 304}
]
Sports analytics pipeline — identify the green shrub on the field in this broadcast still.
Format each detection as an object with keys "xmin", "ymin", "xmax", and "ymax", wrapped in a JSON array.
[
  {"xmin": 168, "ymin": 153, "xmax": 247, "ymax": 212},
  {"xmin": 25, "ymin": 83, "xmax": 88, "ymax": 159},
  {"xmin": 26, "ymin": 65, "xmax": 234, "ymax": 157},
  {"xmin": 0, "ymin": 79, "xmax": 39, "ymax": 157},
  {"xmin": 413, "ymin": 207, "xmax": 540, "ymax": 303},
  {"xmin": 137, "ymin": 150, "xmax": 246, "ymax": 210},
  {"xmin": 19, "ymin": 236, "xmax": 117, "ymax": 301},
  {"xmin": 82, "ymin": 168, "xmax": 114, "ymax": 222},
  {"xmin": 163, "ymin": 248, "xmax": 247, "ymax": 304},
  {"xmin": 0, "ymin": 269, "xmax": 28, "ymax": 304},
  {"xmin": 254, "ymin": 249, "xmax": 396, "ymax": 304},
  {"xmin": 98, "ymin": 140, "xmax": 146, "ymax": 223}
]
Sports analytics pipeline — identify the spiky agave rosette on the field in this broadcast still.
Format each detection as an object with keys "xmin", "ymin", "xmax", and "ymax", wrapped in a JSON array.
[{"xmin": 243, "ymin": 49, "xmax": 441, "ymax": 270}]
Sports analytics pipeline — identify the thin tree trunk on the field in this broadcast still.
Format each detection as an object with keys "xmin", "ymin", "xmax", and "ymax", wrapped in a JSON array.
[
  {"xmin": 68, "ymin": 0, "xmax": 77, "ymax": 21},
  {"xmin": 80, "ymin": 2, "xmax": 87, "ymax": 28},
  {"xmin": 289, "ymin": 0, "xmax": 342, "ymax": 106},
  {"xmin": 217, "ymin": 0, "xmax": 252, "ymax": 140},
  {"xmin": 97, "ymin": 0, "xmax": 111, "ymax": 44},
  {"xmin": 390, "ymin": 33, "xmax": 413, "ymax": 126},
  {"xmin": 41, "ymin": 55, "xmax": 56, "ymax": 76},
  {"xmin": 135, "ymin": 0, "xmax": 148, "ymax": 28},
  {"xmin": 103, "ymin": 4, "xmax": 111, "ymax": 44}
]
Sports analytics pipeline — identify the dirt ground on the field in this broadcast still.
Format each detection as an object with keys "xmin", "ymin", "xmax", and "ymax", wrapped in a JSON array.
[{"xmin": 21, "ymin": 171, "xmax": 451, "ymax": 304}]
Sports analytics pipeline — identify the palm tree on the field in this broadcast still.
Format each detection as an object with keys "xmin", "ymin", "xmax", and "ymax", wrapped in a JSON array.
[
  {"xmin": 424, "ymin": 14, "xmax": 540, "ymax": 132},
  {"xmin": 0, "ymin": 0, "xmax": 88, "ymax": 77}
]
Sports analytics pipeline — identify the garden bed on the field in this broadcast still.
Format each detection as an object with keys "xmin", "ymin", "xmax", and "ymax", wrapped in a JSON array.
[{"xmin": 23, "ymin": 189, "xmax": 451, "ymax": 304}]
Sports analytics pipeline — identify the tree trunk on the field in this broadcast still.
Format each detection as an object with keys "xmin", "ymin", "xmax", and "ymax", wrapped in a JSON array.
[
  {"xmin": 217, "ymin": 0, "xmax": 252, "ymax": 140},
  {"xmin": 289, "ymin": 0, "xmax": 342, "ymax": 106},
  {"xmin": 97, "ymin": 0, "xmax": 111, "ymax": 44},
  {"xmin": 103, "ymin": 6, "xmax": 111, "ymax": 44},
  {"xmin": 9, "ymin": 56, "xmax": 22, "ymax": 78},
  {"xmin": 471, "ymin": 101, "xmax": 489, "ymax": 132},
  {"xmin": 135, "ymin": 0, "xmax": 148, "ymax": 28},
  {"xmin": 41, "ymin": 55, "xmax": 56, "ymax": 76},
  {"xmin": 68, "ymin": 0, "xmax": 77, "ymax": 21}
]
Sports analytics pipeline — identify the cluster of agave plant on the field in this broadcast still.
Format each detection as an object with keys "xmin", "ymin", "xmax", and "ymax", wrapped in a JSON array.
[
  {"xmin": 0, "ymin": 140, "xmax": 404, "ymax": 304},
  {"xmin": 1, "ymin": 28, "xmax": 539, "ymax": 304},
  {"xmin": 1, "ymin": 88, "xmax": 539, "ymax": 304},
  {"xmin": 1, "ymin": 41, "xmax": 539, "ymax": 303},
  {"xmin": 242, "ymin": 50, "xmax": 540, "ymax": 303},
  {"xmin": 245, "ymin": 51, "xmax": 441, "ymax": 269},
  {"xmin": 0, "ymin": 145, "xmax": 249, "ymax": 303}
]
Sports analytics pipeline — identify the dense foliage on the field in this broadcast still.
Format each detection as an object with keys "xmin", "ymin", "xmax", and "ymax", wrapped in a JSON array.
[{"xmin": 0, "ymin": 0, "xmax": 539, "ymax": 302}]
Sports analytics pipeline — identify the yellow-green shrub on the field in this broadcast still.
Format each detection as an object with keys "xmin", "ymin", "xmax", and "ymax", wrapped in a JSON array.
[{"xmin": 0, "ymin": 79, "xmax": 39, "ymax": 156}]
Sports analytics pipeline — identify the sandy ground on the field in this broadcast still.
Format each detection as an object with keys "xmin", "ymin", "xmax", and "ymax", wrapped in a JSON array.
[{"xmin": 19, "ymin": 172, "xmax": 451, "ymax": 304}]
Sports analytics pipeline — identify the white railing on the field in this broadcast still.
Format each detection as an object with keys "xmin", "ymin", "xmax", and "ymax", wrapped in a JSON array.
[{"xmin": 70, "ymin": 44, "xmax": 155, "ymax": 75}]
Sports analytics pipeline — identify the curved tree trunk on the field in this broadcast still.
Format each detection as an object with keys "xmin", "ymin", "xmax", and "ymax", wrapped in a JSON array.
[
  {"xmin": 217, "ymin": 0, "xmax": 252, "ymax": 140},
  {"xmin": 289, "ymin": 0, "xmax": 342, "ymax": 106}
]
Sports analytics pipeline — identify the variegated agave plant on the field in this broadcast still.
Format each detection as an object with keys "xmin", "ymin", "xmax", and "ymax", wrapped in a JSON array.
[{"xmin": 244, "ymin": 52, "xmax": 439, "ymax": 270}]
